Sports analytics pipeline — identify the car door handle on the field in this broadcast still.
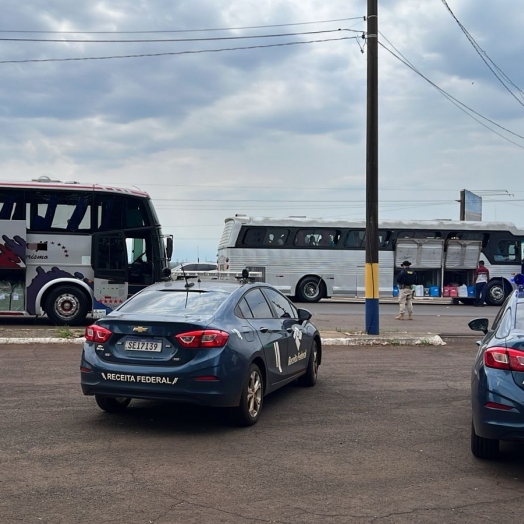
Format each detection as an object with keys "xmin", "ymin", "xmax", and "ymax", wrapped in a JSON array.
[{"xmin": 259, "ymin": 327, "xmax": 269, "ymax": 333}]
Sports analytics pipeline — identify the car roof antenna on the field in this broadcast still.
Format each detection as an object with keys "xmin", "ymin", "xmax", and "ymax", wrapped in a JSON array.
[{"xmin": 181, "ymin": 264, "xmax": 194, "ymax": 289}]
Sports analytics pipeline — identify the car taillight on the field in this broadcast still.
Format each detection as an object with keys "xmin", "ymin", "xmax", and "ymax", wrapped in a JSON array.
[
  {"xmin": 175, "ymin": 330, "xmax": 229, "ymax": 348},
  {"xmin": 85, "ymin": 325, "xmax": 112, "ymax": 343},
  {"xmin": 484, "ymin": 347, "xmax": 524, "ymax": 371}
]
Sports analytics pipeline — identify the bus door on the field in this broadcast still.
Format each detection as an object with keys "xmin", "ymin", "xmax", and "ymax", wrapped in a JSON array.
[
  {"xmin": 92, "ymin": 232, "xmax": 129, "ymax": 313},
  {"xmin": 125, "ymin": 235, "xmax": 155, "ymax": 295}
]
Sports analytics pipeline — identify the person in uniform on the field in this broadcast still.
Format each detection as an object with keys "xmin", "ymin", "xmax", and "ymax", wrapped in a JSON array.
[{"xmin": 395, "ymin": 260, "xmax": 417, "ymax": 320}]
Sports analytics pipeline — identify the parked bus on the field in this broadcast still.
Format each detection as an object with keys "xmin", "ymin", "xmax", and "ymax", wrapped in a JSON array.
[
  {"xmin": 217, "ymin": 215, "xmax": 524, "ymax": 305},
  {"xmin": 0, "ymin": 177, "xmax": 173, "ymax": 325}
]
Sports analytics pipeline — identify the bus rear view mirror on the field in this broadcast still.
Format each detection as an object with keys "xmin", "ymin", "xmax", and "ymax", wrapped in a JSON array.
[{"xmin": 166, "ymin": 236, "xmax": 173, "ymax": 260}]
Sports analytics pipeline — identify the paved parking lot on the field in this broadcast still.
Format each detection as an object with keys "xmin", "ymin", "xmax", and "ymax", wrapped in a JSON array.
[{"xmin": 2, "ymin": 339, "xmax": 524, "ymax": 524}]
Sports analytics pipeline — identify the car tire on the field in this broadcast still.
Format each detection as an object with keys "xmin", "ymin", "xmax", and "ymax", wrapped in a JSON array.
[
  {"xmin": 471, "ymin": 420, "xmax": 499, "ymax": 459},
  {"xmin": 233, "ymin": 363, "xmax": 264, "ymax": 427},
  {"xmin": 297, "ymin": 340, "xmax": 319, "ymax": 387},
  {"xmin": 95, "ymin": 395, "xmax": 132, "ymax": 413},
  {"xmin": 296, "ymin": 276, "xmax": 324, "ymax": 303},
  {"xmin": 45, "ymin": 285, "xmax": 89, "ymax": 326}
]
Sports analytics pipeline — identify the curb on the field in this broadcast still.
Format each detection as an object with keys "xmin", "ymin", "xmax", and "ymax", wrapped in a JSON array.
[
  {"xmin": 321, "ymin": 335, "xmax": 446, "ymax": 346},
  {"xmin": 0, "ymin": 335, "xmax": 446, "ymax": 346},
  {"xmin": 0, "ymin": 337, "xmax": 86, "ymax": 345}
]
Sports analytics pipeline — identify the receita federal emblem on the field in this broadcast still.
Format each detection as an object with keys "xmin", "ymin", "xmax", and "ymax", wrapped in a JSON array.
[{"xmin": 133, "ymin": 326, "xmax": 148, "ymax": 333}]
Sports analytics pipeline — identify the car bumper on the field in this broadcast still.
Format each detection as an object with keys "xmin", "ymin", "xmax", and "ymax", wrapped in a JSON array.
[
  {"xmin": 472, "ymin": 368, "xmax": 524, "ymax": 441},
  {"xmin": 80, "ymin": 346, "xmax": 245, "ymax": 408}
]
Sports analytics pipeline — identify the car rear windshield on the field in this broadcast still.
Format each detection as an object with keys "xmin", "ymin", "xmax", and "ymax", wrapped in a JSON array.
[{"xmin": 117, "ymin": 289, "xmax": 231, "ymax": 315}]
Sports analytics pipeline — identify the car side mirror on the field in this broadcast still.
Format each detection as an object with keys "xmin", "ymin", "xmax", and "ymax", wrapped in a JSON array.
[
  {"xmin": 468, "ymin": 318, "xmax": 489, "ymax": 335},
  {"xmin": 297, "ymin": 308, "xmax": 312, "ymax": 322},
  {"xmin": 162, "ymin": 267, "xmax": 172, "ymax": 280}
]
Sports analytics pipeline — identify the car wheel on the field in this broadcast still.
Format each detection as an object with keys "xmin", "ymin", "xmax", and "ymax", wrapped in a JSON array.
[
  {"xmin": 45, "ymin": 285, "xmax": 89, "ymax": 326},
  {"xmin": 95, "ymin": 395, "xmax": 131, "ymax": 413},
  {"xmin": 471, "ymin": 420, "xmax": 499, "ymax": 459},
  {"xmin": 233, "ymin": 363, "xmax": 264, "ymax": 427},
  {"xmin": 296, "ymin": 277, "xmax": 324, "ymax": 303},
  {"xmin": 297, "ymin": 340, "xmax": 319, "ymax": 387}
]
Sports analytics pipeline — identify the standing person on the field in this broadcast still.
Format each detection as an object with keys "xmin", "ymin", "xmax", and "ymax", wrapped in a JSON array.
[
  {"xmin": 395, "ymin": 260, "xmax": 417, "ymax": 320},
  {"xmin": 474, "ymin": 260, "xmax": 490, "ymax": 307}
]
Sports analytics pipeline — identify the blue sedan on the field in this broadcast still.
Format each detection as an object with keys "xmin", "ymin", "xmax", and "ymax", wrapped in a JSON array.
[
  {"xmin": 81, "ymin": 277, "xmax": 321, "ymax": 426},
  {"xmin": 469, "ymin": 280, "xmax": 524, "ymax": 458}
]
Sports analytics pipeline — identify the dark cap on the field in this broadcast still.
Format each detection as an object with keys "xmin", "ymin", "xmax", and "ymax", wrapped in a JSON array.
[{"xmin": 401, "ymin": 260, "xmax": 412, "ymax": 267}]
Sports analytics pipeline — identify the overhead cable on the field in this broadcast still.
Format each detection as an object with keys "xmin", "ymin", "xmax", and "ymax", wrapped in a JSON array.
[
  {"xmin": 0, "ymin": 17, "xmax": 365, "ymax": 34},
  {"xmin": 440, "ymin": 0, "xmax": 524, "ymax": 107},
  {"xmin": 0, "ymin": 36, "xmax": 358, "ymax": 64},
  {"xmin": 0, "ymin": 28, "xmax": 360, "ymax": 43},
  {"xmin": 379, "ymin": 39, "xmax": 524, "ymax": 150}
]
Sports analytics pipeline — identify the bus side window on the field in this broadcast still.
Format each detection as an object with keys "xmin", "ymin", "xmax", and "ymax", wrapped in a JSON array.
[
  {"xmin": 97, "ymin": 196, "xmax": 123, "ymax": 231},
  {"xmin": 243, "ymin": 228, "xmax": 266, "ymax": 247},
  {"xmin": 265, "ymin": 228, "xmax": 289, "ymax": 247},
  {"xmin": 0, "ymin": 193, "xmax": 15, "ymax": 220},
  {"xmin": 378, "ymin": 230, "xmax": 392, "ymax": 249},
  {"xmin": 318, "ymin": 230, "xmax": 337, "ymax": 247},
  {"xmin": 0, "ymin": 191, "xmax": 25, "ymax": 220},
  {"xmin": 294, "ymin": 230, "xmax": 309, "ymax": 247},
  {"xmin": 66, "ymin": 195, "xmax": 91, "ymax": 232},
  {"xmin": 126, "ymin": 199, "xmax": 149, "ymax": 228},
  {"xmin": 27, "ymin": 192, "xmax": 58, "ymax": 231},
  {"xmin": 494, "ymin": 239, "xmax": 518, "ymax": 262},
  {"xmin": 344, "ymin": 230, "xmax": 365, "ymax": 248}
]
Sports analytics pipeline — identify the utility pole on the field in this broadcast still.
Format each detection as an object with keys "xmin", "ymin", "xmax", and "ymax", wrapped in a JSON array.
[{"xmin": 365, "ymin": 0, "xmax": 379, "ymax": 334}]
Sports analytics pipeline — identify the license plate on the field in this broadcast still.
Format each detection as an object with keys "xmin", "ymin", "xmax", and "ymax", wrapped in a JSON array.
[{"xmin": 124, "ymin": 338, "xmax": 163, "ymax": 352}]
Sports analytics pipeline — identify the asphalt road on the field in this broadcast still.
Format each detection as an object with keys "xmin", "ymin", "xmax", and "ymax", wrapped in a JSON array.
[
  {"xmin": 0, "ymin": 301, "xmax": 499, "ymax": 339},
  {"xmin": 2, "ymin": 339, "xmax": 524, "ymax": 524}
]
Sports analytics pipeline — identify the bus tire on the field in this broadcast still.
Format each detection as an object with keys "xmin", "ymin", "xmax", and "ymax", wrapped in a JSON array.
[
  {"xmin": 296, "ymin": 276, "xmax": 324, "ymax": 303},
  {"xmin": 45, "ymin": 285, "xmax": 89, "ymax": 326},
  {"xmin": 485, "ymin": 281, "xmax": 506, "ymax": 307}
]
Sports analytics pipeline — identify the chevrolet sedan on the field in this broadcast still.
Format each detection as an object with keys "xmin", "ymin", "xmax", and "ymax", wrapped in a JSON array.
[
  {"xmin": 80, "ymin": 278, "xmax": 321, "ymax": 426},
  {"xmin": 469, "ymin": 278, "xmax": 524, "ymax": 458}
]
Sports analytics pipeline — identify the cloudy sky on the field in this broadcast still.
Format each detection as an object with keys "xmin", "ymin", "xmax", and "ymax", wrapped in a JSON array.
[{"xmin": 2, "ymin": 0, "xmax": 524, "ymax": 262}]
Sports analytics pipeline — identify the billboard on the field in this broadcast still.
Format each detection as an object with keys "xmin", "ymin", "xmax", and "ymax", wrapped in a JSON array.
[{"xmin": 460, "ymin": 190, "xmax": 482, "ymax": 221}]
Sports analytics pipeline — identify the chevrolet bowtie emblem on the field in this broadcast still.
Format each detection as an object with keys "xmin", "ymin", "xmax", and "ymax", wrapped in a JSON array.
[{"xmin": 133, "ymin": 326, "xmax": 148, "ymax": 333}]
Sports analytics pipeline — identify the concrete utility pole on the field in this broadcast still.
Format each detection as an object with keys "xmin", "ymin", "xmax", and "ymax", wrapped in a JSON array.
[{"xmin": 365, "ymin": 0, "xmax": 379, "ymax": 334}]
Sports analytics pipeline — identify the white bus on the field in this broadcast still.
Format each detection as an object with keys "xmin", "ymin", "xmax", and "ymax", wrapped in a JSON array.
[
  {"xmin": 217, "ymin": 215, "xmax": 524, "ymax": 305},
  {"xmin": 0, "ymin": 177, "xmax": 173, "ymax": 325}
]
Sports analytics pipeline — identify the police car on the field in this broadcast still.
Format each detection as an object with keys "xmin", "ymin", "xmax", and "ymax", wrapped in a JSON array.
[{"xmin": 80, "ymin": 274, "xmax": 321, "ymax": 426}]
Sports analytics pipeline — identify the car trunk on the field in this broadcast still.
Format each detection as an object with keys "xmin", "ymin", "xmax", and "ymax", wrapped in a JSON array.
[{"xmin": 95, "ymin": 313, "xmax": 215, "ymax": 366}]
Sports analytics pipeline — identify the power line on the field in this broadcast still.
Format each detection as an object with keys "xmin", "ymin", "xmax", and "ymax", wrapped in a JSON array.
[
  {"xmin": 0, "ymin": 36, "xmax": 358, "ymax": 64},
  {"xmin": 440, "ymin": 0, "xmax": 524, "ymax": 107},
  {"xmin": 0, "ymin": 28, "xmax": 360, "ymax": 43},
  {"xmin": 378, "ymin": 40, "xmax": 524, "ymax": 150},
  {"xmin": 131, "ymin": 183, "xmax": 466, "ymax": 191},
  {"xmin": 0, "ymin": 17, "xmax": 365, "ymax": 35}
]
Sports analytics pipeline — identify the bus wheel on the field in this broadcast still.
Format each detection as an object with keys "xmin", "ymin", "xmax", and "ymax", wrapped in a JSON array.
[
  {"xmin": 297, "ymin": 276, "xmax": 324, "ymax": 303},
  {"xmin": 486, "ymin": 281, "xmax": 506, "ymax": 306},
  {"xmin": 45, "ymin": 285, "xmax": 89, "ymax": 326}
]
